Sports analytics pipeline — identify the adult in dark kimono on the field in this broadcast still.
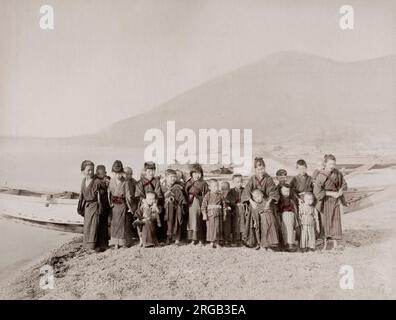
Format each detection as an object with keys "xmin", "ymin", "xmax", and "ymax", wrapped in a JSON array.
[
  {"xmin": 108, "ymin": 160, "xmax": 134, "ymax": 248},
  {"xmin": 185, "ymin": 163, "xmax": 209, "ymax": 245},
  {"xmin": 241, "ymin": 157, "xmax": 280, "ymax": 247},
  {"xmin": 161, "ymin": 169, "xmax": 187, "ymax": 245},
  {"xmin": 313, "ymin": 154, "xmax": 347, "ymax": 249},
  {"xmin": 125, "ymin": 166, "xmax": 139, "ymax": 247},
  {"xmin": 94, "ymin": 165, "xmax": 111, "ymax": 249},
  {"xmin": 77, "ymin": 160, "xmax": 106, "ymax": 252},
  {"xmin": 135, "ymin": 162, "xmax": 164, "ymax": 241}
]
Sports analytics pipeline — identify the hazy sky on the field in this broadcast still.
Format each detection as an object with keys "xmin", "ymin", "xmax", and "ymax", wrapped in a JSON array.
[{"xmin": 1, "ymin": 0, "xmax": 395, "ymax": 137}]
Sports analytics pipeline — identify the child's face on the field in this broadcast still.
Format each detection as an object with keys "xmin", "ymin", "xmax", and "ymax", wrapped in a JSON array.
[
  {"xmin": 209, "ymin": 181, "xmax": 219, "ymax": 192},
  {"xmin": 96, "ymin": 169, "xmax": 106, "ymax": 179},
  {"xmin": 145, "ymin": 168, "xmax": 155, "ymax": 180},
  {"xmin": 166, "ymin": 174, "xmax": 177, "ymax": 186},
  {"xmin": 297, "ymin": 165, "xmax": 307, "ymax": 175},
  {"xmin": 192, "ymin": 172, "xmax": 202, "ymax": 181},
  {"xmin": 84, "ymin": 165, "xmax": 94, "ymax": 178},
  {"xmin": 324, "ymin": 159, "xmax": 336, "ymax": 172},
  {"xmin": 125, "ymin": 169, "xmax": 133, "ymax": 180},
  {"xmin": 233, "ymin": 177, "xmax": 243, "ymax": 189},
  {"xmin": 304, "ymin": 194, "xmax": 314, "ymax": 206},
  {"xmin": 252, "ymin": 191, "xmax": 263, "ymax": 203},
  {"xmin": 281, "ymin": 186, "xmax": 290, "ymax": 197},
  {"xmin": 146, "ymin": 193, "xmax": 156, "ymax": 205},
  {"xmin": 255, "ymin": 165, "xmax": 266, "ymax": 177},
  {"xmin": 221, "ymin": 182, "xmax": 230, "ymax": 195}
]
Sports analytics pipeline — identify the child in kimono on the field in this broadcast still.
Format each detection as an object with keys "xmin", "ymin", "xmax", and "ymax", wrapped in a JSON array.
[
  {"xmin": 185, "ymin": 163, "xmax": 208, "ymax": 245},
  {"xmin": 275, "ymin": 169, "xmax": 288, "ymax": 187},
  {"xmin": 125, "ymin": 166, "xmax": 139, "ymax": 247},
  {"xmin": 278, "ymin": 183, "xmax": 299, "ymax": 252},
  {"xmin": 77, "ymin": 160, "xmax": 106, "ymax": 252},
  {"xmin": 94, "ymin": 165, "xmax": 111, "ymax": 249},
  {"xmin": 290, "ymin": 159, "xmax": 314, "ymax": 204},
  {"xmin": 161, "ymin": 169, "xmax": 187, "ymax": 245},
  {"xmin": 135, "ymin": 162, "xmax": 164, "ymax": 241},
  {"xmin": 299, "ymin": 192, "xmax": 320, "ymax": 252},
  {"xmin": 108, "ymin": 160, "xmax": 134, "ymax": 249},
  {"xmin": 201, "ymin": 179, "xmax": 226, "ymax": 248},
  {"xmin": 246, "ymin": 189, "xmax": 279, "ymax": 251},
  {"xmin": 314, "ymin": 154, "xmax": 347, "ymax": 250},
  {"xmin": 228, "ymin": 174, "xmax": 245, "ymax": 245},
  {"xmin": 133, "ymin": 191, "xmax": 161, "ymax": 247},
  {"xmin": 221, "ymin": 181, "xmax": 237, "ymax": 247}
]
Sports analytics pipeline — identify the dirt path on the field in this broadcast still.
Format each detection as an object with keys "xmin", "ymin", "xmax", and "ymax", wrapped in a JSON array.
[{"xmin": 1, "ymin": 198, "xmax": 395, "ymax": 300}]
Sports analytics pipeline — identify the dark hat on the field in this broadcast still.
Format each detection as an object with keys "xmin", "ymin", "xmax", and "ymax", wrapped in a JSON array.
[
  {"xmin": 189, "ymin": 163, "xmax": 204, "ymax": 177},
  {"xmin": 112, "ymin": 160, "xmax": 124, "ymax": 173},
  {"xmin": 144, "ymin": 161, "xmax": 156, "ymax": 170},
  {"xmin": 276, "ymin": 169, "xmax": 288, "ymax": 177},
  {"xmin": 81, "ymin": 160, "xmax": 94, "ymax": 171}
]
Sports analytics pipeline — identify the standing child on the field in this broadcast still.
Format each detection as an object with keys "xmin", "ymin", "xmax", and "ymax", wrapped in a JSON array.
[
  {"xmin": 125, "ymin": 166, "xmax": 139, "ymax": 247},
  {"xmin": 135, "ymin": 162, "xmax": 164, "ymax": 241},
  {"xmin": 94, "ymin": 165, "xmax": 111, "ymax": 250},
  {"xmin": 299, "ymin": 192, "xmax": 320, "ymax": 252},
  {"xmin": 108, "ymin": 160, "xmax": 134, "ymax": 249},
  {"xmin": 228, "ymin": 174, "xmax": 245, "ymax": 245},
  {"xmin": 161, "ymin": 169, "xmax": 187, "ymax": 245},
  {"xmin": 77, "ymin": 160, "xmax": 106, "ymax": 252},
  {"xmin": 290, "ymin": 159, "xmax": 314, "ymax": 204},
  {"xmin": 275, "ymin": 169, "xmax": 288, "ymax": 187},
  {"xmin": 201, "ymin": 179, "xmax": 227, "ymax": 248},
  {"xmin": 278, "ymin": 183, "xmax": 299, "ymax": 252},
  {"xmin": 221, "ymin": 181, "xmax": 237, "ymax": 247},
  {"xmin": 133, "ymin": 191, "xmax": 162, "ymax": 247},
  {"xmin": 185, "ymin": 164, "xmax": 208, "ymax": 245}
]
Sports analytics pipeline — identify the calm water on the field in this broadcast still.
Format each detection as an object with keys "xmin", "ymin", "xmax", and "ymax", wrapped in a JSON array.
[{"xmin": 0, "ymin": 218, "xmax": 77, "ymax": 281}]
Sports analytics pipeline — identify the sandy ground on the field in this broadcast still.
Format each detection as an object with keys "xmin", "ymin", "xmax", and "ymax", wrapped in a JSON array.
[{"xmin": 1, "ymin": 194, "xmax": 395, "ymax": 300}]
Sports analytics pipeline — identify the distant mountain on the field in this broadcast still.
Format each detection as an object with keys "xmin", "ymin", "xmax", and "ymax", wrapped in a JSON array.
[{"xmin": 65, "ymin": 52, "xmax": 396, "ymax": 148}]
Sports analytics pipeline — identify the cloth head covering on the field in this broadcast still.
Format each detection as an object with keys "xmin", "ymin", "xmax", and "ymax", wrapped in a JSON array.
[{"xmin": 144, "ymin": 161, "xmax": 156, "ymax": 170}]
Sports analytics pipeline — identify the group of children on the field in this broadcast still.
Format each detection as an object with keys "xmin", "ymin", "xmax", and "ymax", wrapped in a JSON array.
[{"xmin": 77, "ymin": 154, "xmax": 347, "ymax": 253}]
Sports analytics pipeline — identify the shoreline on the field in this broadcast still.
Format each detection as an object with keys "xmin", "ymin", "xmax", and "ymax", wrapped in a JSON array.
[{"xmin": 2, "ymin": 195, "xmax": 396, "ymax": 300}]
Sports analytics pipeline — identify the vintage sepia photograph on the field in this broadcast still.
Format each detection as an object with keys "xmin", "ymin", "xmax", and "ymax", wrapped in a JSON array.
[{"xmin": 0, "ymin": 0, "xmax": 395, "ymax": 306}]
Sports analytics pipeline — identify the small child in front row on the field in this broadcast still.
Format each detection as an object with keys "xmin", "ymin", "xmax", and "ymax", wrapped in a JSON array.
[
  {"xmin": 133, "ymin": 191, "xmax": 161, "ymax": 248},
  {"xmin": 278, "ymin": 184, "xmax": 299, "ymax": 252},
  {"xmin": 201, "ymin": 179, "xmax": 227, "ymax": 248},
  {"xmin": 298, "ymin": 192, "xmax": 320, "ymax": 252}
]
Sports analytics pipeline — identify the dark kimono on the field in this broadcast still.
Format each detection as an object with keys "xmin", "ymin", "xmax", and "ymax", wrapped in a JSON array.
[
  {"xmin": 135, "ymin": 202, "xmax": 161, "ymax": 247},
  {"xmin": 313, "ymin": 169, "xmax": 347, "ymax": 240},
  {"xmin": 108, "ymin": 178, "xmax": 133, "ymax": 246},
  {"xmin": 241, "ymin": 174, "xmax": 280, "ymax": 205},
  {"xmin": 95, "ymin": 177, "xmax": 111, "ymax": 248},
  {"xmin": 201, "ymin": 191, "xmax": 226, "ymax": 242},
  {"xmin": 278, "ymin": 196, "xmax": 299, "ymax": 245},
  {"xmin": 244, "ymin": 202, "xmax": 279, "ymax": 248},
  {"xmin": 161, "ymin": 182, "xmax": 187, "ymax": 241},
  {"xmin": 228, "ymin": 187, "xmax": 245, "ymax": 241},
  {"xmin": 77, "ymin": 177, "xmax": 105, "ymax": 250},
  {"xmin": 222, "ymin": 190, "xmax": 238, "ymax": 243},
  {"xmin": 125, "ymin": 177, "xmax": 139, "ymax": 246},
  {"xmin": 290, "ymin": 173, "xmax": 314, "ymax": 200},
  {"xmin": 185, "ymin": 178, "xmax": 209, "ymax": 241},
  {"xmin": 135, "ymin": 176, "xmax": 164, "ymax": 240}
]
